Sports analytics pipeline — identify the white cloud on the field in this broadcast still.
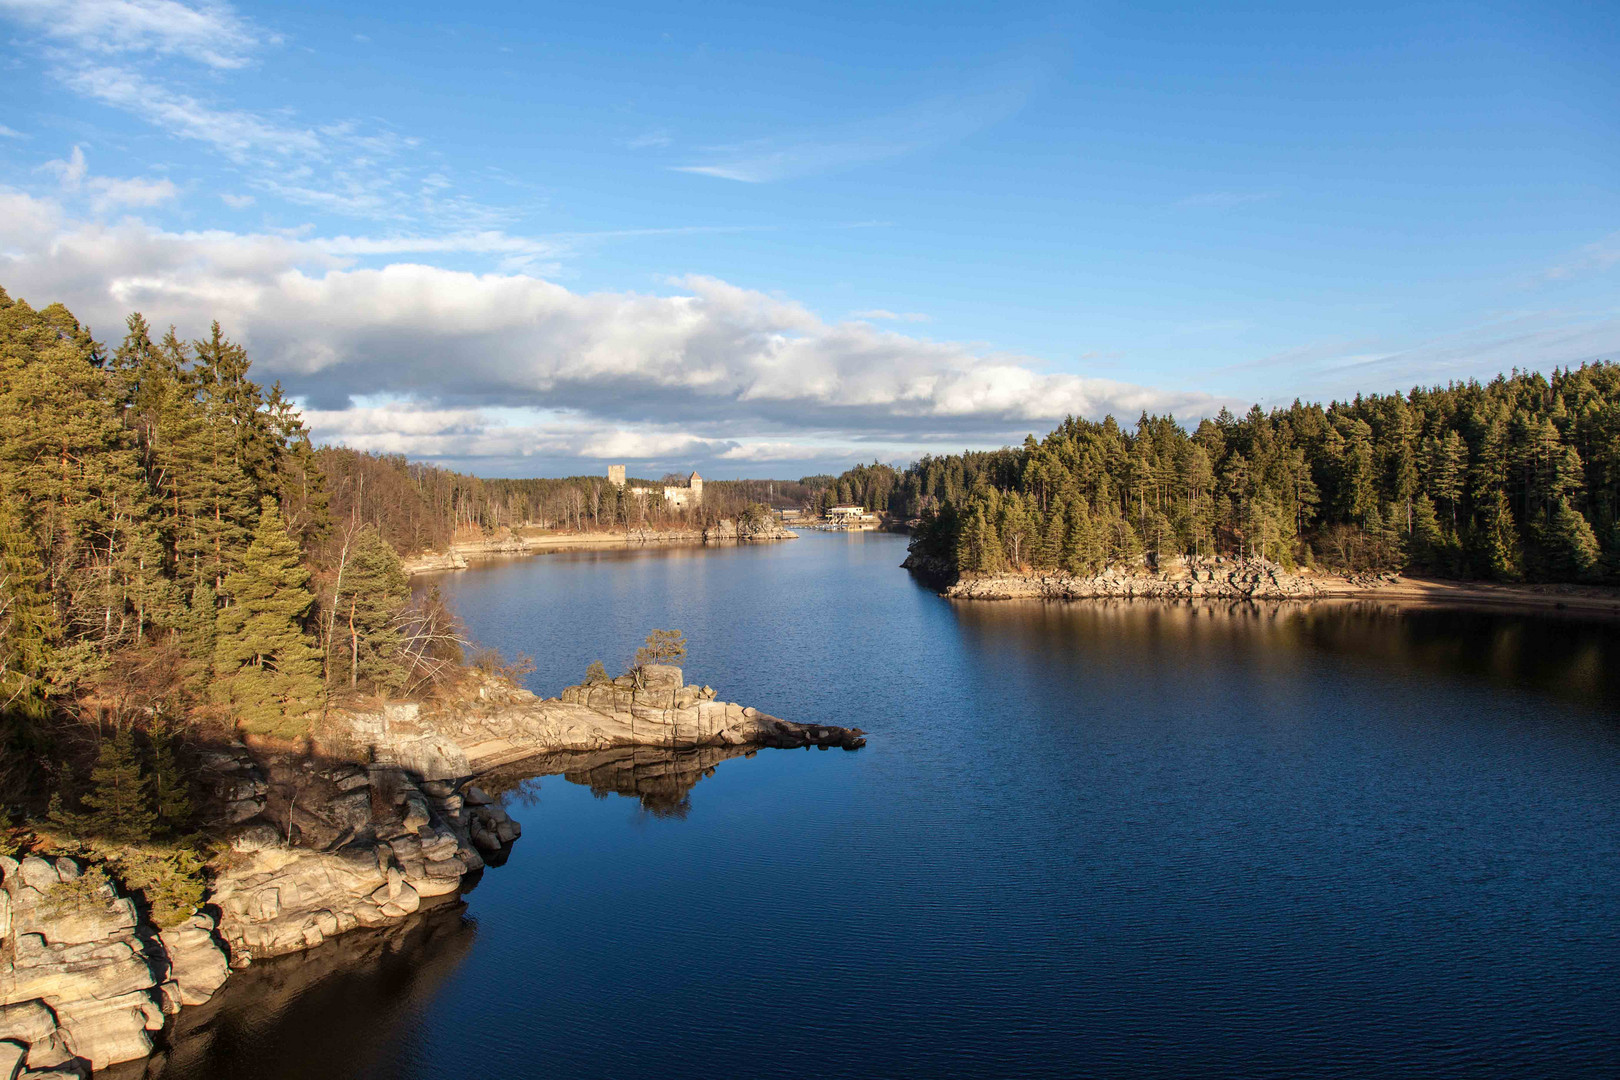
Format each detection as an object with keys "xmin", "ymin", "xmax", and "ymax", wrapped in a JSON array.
[
  {"xmin": 0, "ymin": 125, "xmax": 28, "ymax": 139},
  {"xmin": 43, "ymin": 145, "xmax": 178, "ymax": 210},
  {"xmin": 44, "ymin": 146, "xmax": 90, "ymax": 187},
  {"xmin": 674, "ymin": 72, "xmax": 1033, "ymax": 183},
  {"xmin": 852, "ymin": 309, "xmax": 930, "ymax": 323},
  {"xmin": 1544, "ymin": 230, "xmax": 1620, "ymax": 281},
  {"xmin": 219, "ymin": 192, "xmax": 255, "ymax": 209},
  {"xmin": 91, "ymin": 175, "xmax": 177, "ymax": 209},
  {"xmin": 60, "ymin": 65, "xmax": 322, "ymax": 160},
  {"xmin": 0, "ymin": 193, "xmax": 1230, "ymax": 471},
  {"xmin": 0, "ymin": 0, "xmax": 263, "ymax": 69}
]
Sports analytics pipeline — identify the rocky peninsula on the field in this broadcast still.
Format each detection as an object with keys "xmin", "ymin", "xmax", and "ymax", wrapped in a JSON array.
[{"xmin": 0, "ymin": 666, "xmax": 861, "ymax": 1076}]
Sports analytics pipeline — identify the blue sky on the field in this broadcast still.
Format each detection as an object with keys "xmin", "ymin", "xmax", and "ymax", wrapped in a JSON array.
[{"xmin": 1, "ymin": 0, "xmax": 1616, "ymax": 477}]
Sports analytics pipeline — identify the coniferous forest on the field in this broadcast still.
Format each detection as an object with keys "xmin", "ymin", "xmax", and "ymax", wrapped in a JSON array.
[
  {"xmin": 864, "ymin": 368, "xmax": 1620, "ymax": 583},
  {"xmin": 0, "ymin": 289, "xmax": 468, "ymax": 814}
]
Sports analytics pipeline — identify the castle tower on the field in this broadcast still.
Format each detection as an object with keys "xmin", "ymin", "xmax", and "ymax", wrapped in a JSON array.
[
  {"xmin": 688, "ymin": 471, "xmax": 703, "ymax": 503},
  {"xmin": 608, "ymin": 464, "xmax": 626, "ymax": 488}
]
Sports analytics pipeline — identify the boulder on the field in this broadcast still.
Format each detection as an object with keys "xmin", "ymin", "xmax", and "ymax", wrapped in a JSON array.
[{"xmin": 157, "ymin": 914, "xmax": 231, "ymax": 1006}]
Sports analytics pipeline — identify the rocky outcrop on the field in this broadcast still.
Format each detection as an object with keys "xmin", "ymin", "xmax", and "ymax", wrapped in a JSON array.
[
  {"xmin": 0, "ymin": 854, "xmax": 230, "ymax": 1075},
  {"xmin": 338, "ymin": 666, "xmax": 865, "ymax": 780},
  {"xmin": 209, "ymin": 762, "xmax": 513, "ymax": 961},
  {"xmin": 399, "ymin": 549, "xmax": 469, "ymax": 576},
  {"xmin": 700, "ymin": 519, "xmax": 798, "ymax": 542},
  {"xmin": 935, "ymin": 555, "xmax": 1357, "ymax": 601}
]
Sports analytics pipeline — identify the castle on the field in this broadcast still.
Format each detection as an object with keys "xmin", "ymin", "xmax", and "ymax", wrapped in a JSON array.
[{"xmin": 608, "ymin": 465, "xmax": 703, "ymax": 508}]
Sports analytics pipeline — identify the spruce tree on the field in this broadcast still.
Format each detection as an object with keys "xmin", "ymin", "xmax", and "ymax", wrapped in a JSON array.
[
  {"xmin": 330, "ymin": 526, "xmax": 411, "ymax": 692},
  {"xmin": 147, "ymin": 727, "xmax": 192, "ymax": 832},
  {"xmin": 213, "ymin": 498, "xmax": 323, "ymax": 736},
  {"xmin": 1540, "ymin": 497, "xmax": 1601, "ymax": 581},
  {"xmin": 80, "ymin": 728, "xmax": 156, "ymax": 843}
]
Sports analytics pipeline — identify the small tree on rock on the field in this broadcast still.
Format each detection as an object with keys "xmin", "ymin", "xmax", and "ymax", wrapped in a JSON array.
[{"xmin": 635, "ymin": 629, "xmax": 686, "ymax": 667}]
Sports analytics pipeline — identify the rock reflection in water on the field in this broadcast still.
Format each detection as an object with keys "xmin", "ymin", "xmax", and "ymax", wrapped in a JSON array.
[
  {"xmin": 142, "ymin": 899, "xmax": 474, "ymax": 1080},
  {"xmin": 951, "ymin": 597, "xmax": 1620, "ymax": 711},
  {"xmin": 481, "ymin": 744, "xmax": 763, "ymax": 819}
]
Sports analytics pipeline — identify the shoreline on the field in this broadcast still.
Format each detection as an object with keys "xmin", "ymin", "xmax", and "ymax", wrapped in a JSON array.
[
  {"xmin": 916, "ymin": 555, "xmax": 1620, "ymax": 618},
  {"xmin": 1308, "ymin": 574, "xmax": 1620, "ymax": 616},
  {"xmin": 403, "ymin": 524, "xmax": 798, "ymax": 576}
]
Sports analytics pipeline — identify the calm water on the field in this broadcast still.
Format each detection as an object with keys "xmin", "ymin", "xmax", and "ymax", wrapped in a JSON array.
[{"xmin": 156, "ymin": 533, "xmax": 1620, "ymax": 1079}]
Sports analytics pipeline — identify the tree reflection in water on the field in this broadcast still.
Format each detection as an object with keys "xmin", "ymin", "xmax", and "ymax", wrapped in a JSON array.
[{"xmin": 481, "ymin": 744, "xmax": 764, "ymax": 819}]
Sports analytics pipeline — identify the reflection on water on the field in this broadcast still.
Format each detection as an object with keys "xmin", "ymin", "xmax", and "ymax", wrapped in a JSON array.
[
  {"xmin": 147, "ymin": 902, "xmax": 474, "ymax": 1080},
  {"xmin": 950, "ymin": 598, "xmax": 1620, "ymax": 711},
  {"xmin": 483, "ymin": 744, "xmax": 763, "ymax": 818}
]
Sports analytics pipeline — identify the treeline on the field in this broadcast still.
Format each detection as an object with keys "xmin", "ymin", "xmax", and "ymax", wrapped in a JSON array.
[
  {"xmin": 874, "ymin": 367, "xmax": 1620, "ymax": 582},
  {"xmin": 319, "ymin": 451, "xmax": 805, "ymax": 557},
  {"xmin": 0, "ymin": 289, "xmax": 464, "ymax": 806}
]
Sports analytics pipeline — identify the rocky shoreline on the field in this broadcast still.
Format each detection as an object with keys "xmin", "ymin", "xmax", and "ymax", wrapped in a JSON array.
[
  {"xmin": 402, "ymin": 520, "xmax": 798, "ymax": 576},
  {"xmin": 903, "ymin": 550, "xmax": 1620, "ymax": 614},
  {"xmin": 1, "ymin": 666, "xmax": 860, "ymax": 1075},
  {"xmin": 903, "ymin": 551, "xmax": 1389, "ymax": 601}
]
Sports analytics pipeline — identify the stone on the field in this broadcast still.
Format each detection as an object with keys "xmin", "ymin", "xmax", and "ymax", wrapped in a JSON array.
[
  {"xmin": 0, "ymin": 1040, "xmax": 24, "ymax": 1080},
  {"xmin": 158, "ymin": 914, "xmax": 231, "ymax": 1007},
  {"xmin": 228, "ymin": 823, "xmax": 283, "ymax": 853},
  {"xmin": 461, "ymin": 784, "xmax": 492, "ymax": 806},
  {"xmin": 401, "ymin": 795, "xmax": 431, "ymax": 835},
  {"xmin": 327, "ymin": 788, "xmax": 373, "ymax": 831},
  {"xmin": 17, "ymin": 859, "xmax": 58, "ymax": 893},
  {"xmin": 0, "ymin": 1003, "xmax": 67, "ymax": 1069}
]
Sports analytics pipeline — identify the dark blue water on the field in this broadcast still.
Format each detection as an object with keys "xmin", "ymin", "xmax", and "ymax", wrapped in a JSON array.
[{"xmin": 158, "ymin": 532, "xmax": 1620, "ymax": 1079}]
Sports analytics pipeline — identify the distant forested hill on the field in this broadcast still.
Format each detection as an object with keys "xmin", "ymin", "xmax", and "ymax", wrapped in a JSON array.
[{"xmin": 844, "ymin": 370, "xmax": 1620, "ymax": 583}]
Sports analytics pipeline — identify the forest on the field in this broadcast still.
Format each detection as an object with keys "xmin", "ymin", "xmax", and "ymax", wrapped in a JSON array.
[
  {"xmin": 0, "ymin": 291, "xmax": 466, "ymax": 827},
  {"xmin": 318, "ymin": 450, "xmax": 820, "ymax": 557},
  {"xmin": 870, "ymin": 367, "xmax": 1620, "ymax": 582}
]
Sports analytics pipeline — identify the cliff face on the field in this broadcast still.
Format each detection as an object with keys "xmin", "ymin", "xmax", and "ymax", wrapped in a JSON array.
[{"xmin": 0, "ymin": 855, "xmax": 231, "ymax": 1075}]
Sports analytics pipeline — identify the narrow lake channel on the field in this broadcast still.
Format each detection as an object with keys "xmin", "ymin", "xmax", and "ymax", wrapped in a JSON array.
[{"xmin": 154, "ymin": 531, "xmax": 1620, "ymax": 1079}]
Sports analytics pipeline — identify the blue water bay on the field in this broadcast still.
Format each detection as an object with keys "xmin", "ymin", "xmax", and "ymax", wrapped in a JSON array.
[{"xmin": 156, "ymin": 532, "xmax": 1620, "ymax": 1079}]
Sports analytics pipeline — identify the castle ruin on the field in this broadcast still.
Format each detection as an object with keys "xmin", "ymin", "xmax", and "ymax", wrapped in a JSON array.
[{"xmin": 608, "ymin": 465, "xmax": 703, "ymax": 507}]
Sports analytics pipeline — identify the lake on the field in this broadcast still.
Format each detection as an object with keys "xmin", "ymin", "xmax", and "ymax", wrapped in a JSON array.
[{"xmin": 155, "ymin": 531, "xmax": 1620, "ymax": 1079}]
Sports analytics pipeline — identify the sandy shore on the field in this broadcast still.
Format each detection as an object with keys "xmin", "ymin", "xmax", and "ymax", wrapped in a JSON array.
[
  {"xmin": 404, "ymin": 526, "xmax": 796, "ymax": 576},
  {"xmin": 1315, "ymin": 575, "xmax": 1620, "ymax": 616}
]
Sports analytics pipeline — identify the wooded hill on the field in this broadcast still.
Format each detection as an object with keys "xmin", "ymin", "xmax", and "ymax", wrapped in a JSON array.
[
  {"xmin": 888, "ymin": 368, "xmax": 1620, "ymax": 582},
  {"xmin": 318, "ymin": 450, "xmax": 820, "ymax": 557}
]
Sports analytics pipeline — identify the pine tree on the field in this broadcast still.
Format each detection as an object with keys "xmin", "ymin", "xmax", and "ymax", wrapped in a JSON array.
[
  {"xmin": 1539, "ymin": 497, "xmax": 1601, "ymax": 581},
  {"xmin": 1476, "ymin": 488, "xmax": 1523, "ymax": 581},
  {"xmin": 330, "ymin": 526, "xmax": 411, "ymax": 692},
  {"xmin": 212, "ymin": 498, "xmax": 323, "ymax": 736},
  {"xmin": 147, "ymin": 727, "xmax": 192, "ymax": 832},
  {"xmin": 80, "ymin": 728, "xmax": 156, "ymax": 843}
]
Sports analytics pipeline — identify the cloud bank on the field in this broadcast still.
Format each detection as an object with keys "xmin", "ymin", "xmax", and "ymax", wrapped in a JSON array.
[{"xmin": 0, "ymin": 190, "xmax": 1228, "ymax": 473}]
